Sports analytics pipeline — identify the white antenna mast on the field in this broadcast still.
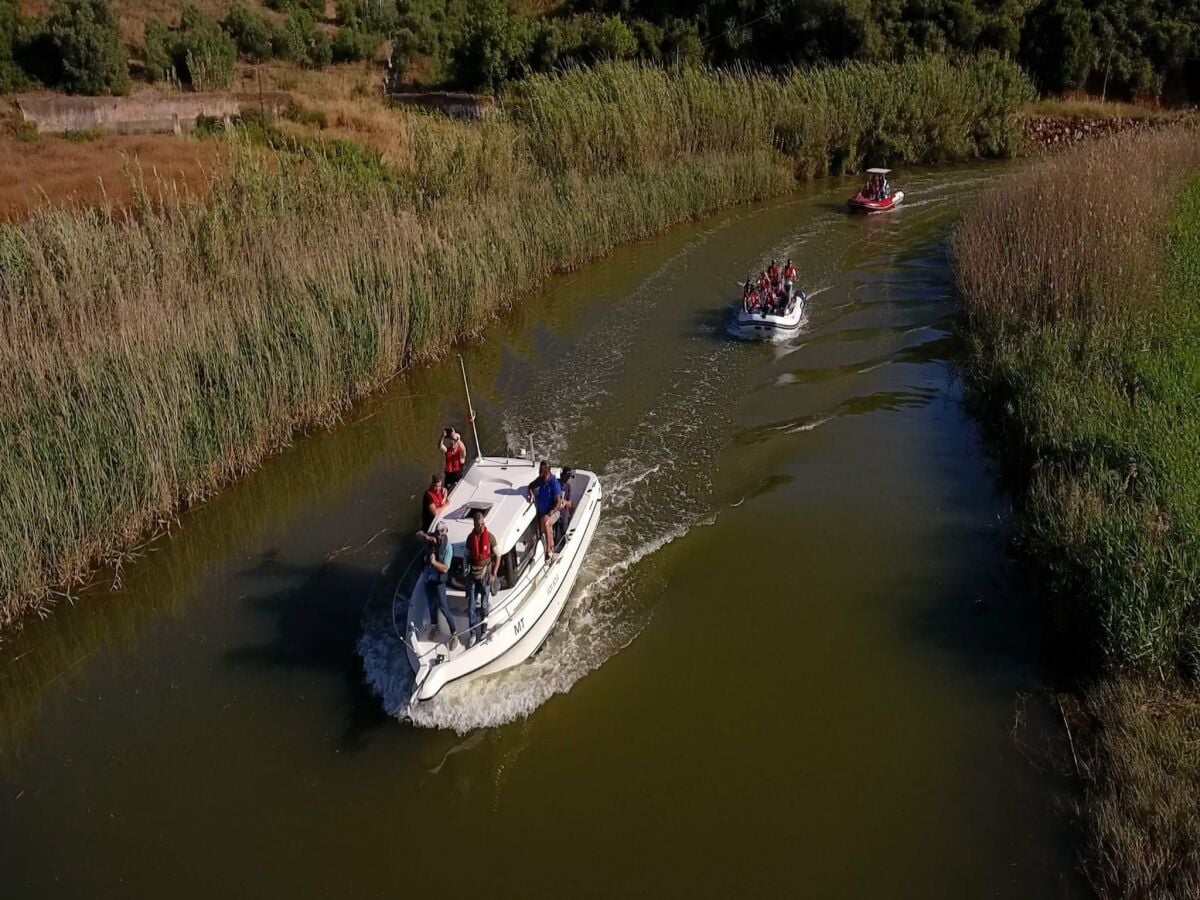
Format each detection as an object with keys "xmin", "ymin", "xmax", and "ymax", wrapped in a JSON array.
[{"xmin": 458, "ymin": 355, "xmax": 483, "ymax": 460}]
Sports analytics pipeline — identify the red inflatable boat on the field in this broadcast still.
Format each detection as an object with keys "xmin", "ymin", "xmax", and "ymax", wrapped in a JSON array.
[{"xmin": 848, "ymin": 168, "xmax": 904, "ymax": 212}]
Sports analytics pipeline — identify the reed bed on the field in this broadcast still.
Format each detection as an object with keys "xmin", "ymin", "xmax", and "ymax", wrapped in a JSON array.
[
  {"xmin": 955, "ymin": 131, "xmax": 1200, "ymax": 899},
  {"xmin": 0, "ymin": 57, "xmax": 1029, "ymax": 629}
]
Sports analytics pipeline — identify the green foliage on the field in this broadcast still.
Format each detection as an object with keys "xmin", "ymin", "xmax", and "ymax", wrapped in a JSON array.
[
  {"xmin": 143, "ymin": 5, "xmax": 237, "ymax": 90},
  {"xmin": 47, "ymin": 0, "xmax": 128, "ymax": 95},
  {"xmin": 450, "ymin": 0, "xmax": 531, "ymax": 91},
  {"xmin": 274, "ymin": 10, "xmax": 332, "ymax": 68},
  {"xmin": 265, "ymin": 0, "xmax": 325, "ymax": 18},
  {"xmin": 1020, "ymin": 0, "xmax": 1093, "ymax": 93},
  {"xmin": 336, "ymin": 0, "xmax": 398, "ymax": 34},
  {"xmin": 142, "ymin": 18, "xmax": 173, "ymax": 82},
  {"xmin": 0, "ymin": 0, "xmax": 29, "ymax": 91},
  {"xmin": 332, "ymin": 26, "xmax": 383, "ymax": 62},
  {"xmin": 221, "ymin": 3, "xmax": 274, "ymax": 62}
]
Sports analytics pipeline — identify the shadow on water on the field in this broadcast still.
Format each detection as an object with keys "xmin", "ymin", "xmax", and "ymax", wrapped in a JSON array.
[{"xmin": 226, "ymin": 550, "xmax": 404, "ymax": 750}]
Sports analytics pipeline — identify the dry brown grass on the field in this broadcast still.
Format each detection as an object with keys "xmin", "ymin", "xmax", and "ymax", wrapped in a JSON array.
[
  {"xmin": 0, "ymin": 130, "xmax": 222, "ymax": 221},
  {"xmin": 954, "ymin": 129, "xmax": 1200, "ymax": 330},
  {"xmin": 1079, "ymin": 679, "xmax": 1200, "ymax": 899},
  {"xmin": 1025, "ymin": 94, "xmax": 1176, "ymax": 121}
]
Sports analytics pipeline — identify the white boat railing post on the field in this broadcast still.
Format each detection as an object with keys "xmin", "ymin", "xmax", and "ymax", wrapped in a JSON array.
[{"xmin": 458, "ymin": 354, "xmax": 483, "ymax": 460}]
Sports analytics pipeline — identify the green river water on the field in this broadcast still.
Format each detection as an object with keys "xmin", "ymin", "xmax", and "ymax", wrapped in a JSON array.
[{"xmin": 0, "ymin": 165, "xmax": 1087, "ymax": 898}]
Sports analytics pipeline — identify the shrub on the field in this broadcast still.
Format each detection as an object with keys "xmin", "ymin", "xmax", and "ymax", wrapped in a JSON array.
[
  {"xmin": 332, "ymin": 26, "xmax": 382, "ymax": 62},
  {"xmin": 661, "ymin": 17, "xmax": 702, "ymax": 67},
  {"xmin": 146, "ymin": 6, "xmax": 237, "ymax": 89},
  {"xmin": 335, "ymin": 0, "xmax": 397, "ymax": 34},
  {"xmin": 265, "ymin": 0, "xmax": 325, "ymax": 18},
  {"xmin": 630, "ymin": 18, "xmax": 662, "ymax": 60},
  {"xmin": 0, "ymin": 0, "xmax": 27, "ymax": 91},
  {"xmin": 586, "ymin": 15, "xmax": 637, "ymax": 61},
  {"xmin": 274, "ymin": 10, "xmax": 331, "ymax": 68},
  {"xmin": 222, "ymin": 3, "xmax": 274, "ymax": 62},
  {"xmin": 449, "ymin": 0, "xmax": 532, "ymax": 91},
  {"xmin": 142, "ymin": 18, "xmax": 173, "ymax": 82},
  {"xmin": 48, "ymin": 0, "xmax": 129, "ymax": 95}
]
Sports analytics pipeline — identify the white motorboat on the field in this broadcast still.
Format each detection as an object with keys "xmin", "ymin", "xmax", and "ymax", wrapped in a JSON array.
[
  {"xmin": 728, "ymin": 286, "xmax": 806, "ymax": 341},
  {"xmin": 402, "ymin": 361, "xmax": 603, "ymax": 702}
]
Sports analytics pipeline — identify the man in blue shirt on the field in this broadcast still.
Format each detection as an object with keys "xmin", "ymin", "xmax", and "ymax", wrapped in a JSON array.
[
  {"xmin": 527, "ymin": 460, "xmax": 562, "ymax": 562},
  {"xmin": 418, "ymin": 522, "xmax": 456, "ymax": 641}
]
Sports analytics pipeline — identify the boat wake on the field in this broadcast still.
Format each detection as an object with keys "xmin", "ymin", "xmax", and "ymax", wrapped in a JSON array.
[{"xmin": 358, "ymin": 271, "xmax": 753, "ymax": 730}]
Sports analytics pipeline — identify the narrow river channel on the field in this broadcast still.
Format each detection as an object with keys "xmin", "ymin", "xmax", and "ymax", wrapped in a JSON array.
[{"xmin": 1, "ymin": 165, "xmax": 1086, "ymax": 897}]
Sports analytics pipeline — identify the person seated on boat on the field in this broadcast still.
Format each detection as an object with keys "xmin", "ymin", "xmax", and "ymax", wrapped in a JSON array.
[
  {"xmin": 417, "ymin": 522, "xmax": 455, "ymax": 642},
  {"xmin": 782, "ymin": 259, "xmax": 796, "ymax": 294},
  {"xmin": 527, "ymin": 460, "xmax": 563, "ymax": 562},
  {"xmin": 767, "ymin": 259, "xmax": 780, "ymax": 287},
  {"xmin": 880, "ymin": 177, "xmax": 890, "ymax": 199},
  {"xmin": 440, "ymin": 426, "xmax": 467, "ymax": 491},
  {"xmin": 465, "ymin": 509, "xmax": 499, "ymax": 647},
  {"xmin": 554, "ymin": 467, "xmax": 575, "ymax": 546},
  {"xmin": 423, "ymin": 473, "xmax": 449, "ymax": 531}
]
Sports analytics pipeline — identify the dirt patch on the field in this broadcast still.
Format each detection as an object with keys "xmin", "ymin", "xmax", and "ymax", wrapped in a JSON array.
[{"xmin": 0, "ymin": 132, "xmax": 222, "ymax": 221}]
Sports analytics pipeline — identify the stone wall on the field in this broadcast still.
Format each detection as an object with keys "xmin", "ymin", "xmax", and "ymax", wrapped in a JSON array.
[
  {"xmin": 1022, "ymin": 114, "xmax": 1188, "ymax": 152},
  {"xmin": 15, "ymin": 92, "xmax": 292, "ymax": 135}
]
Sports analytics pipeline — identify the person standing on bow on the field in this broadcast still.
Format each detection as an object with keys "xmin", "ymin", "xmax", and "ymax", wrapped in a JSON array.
[
  {"xmin": 465, "ymin": 509, "xmax": 500, "ymax": 647},
  {"xmin": 440, "ymin": 426, "xmax": 467, "ymax": 491}
]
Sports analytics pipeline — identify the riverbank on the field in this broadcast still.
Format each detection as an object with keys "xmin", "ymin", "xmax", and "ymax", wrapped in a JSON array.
[
  {"xmin": 0, "ymin": 55, "xmax": 1032, "ymax": 632},
  {"xmin": 954, "ymin": 130, "xmax": 1200, "ymax": 897}
]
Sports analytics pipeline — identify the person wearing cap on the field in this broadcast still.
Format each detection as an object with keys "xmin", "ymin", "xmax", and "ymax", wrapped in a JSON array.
[
  {"xmin": 417, "ymin": 523, "xmax": 455, "ymax": 641},
  {"xmin": 422, "ymin": 473, "xmax": 449, "ymax": 531},
  {"xmin": 526, "ymin": 460, "xmax": 562, "ymax": 562},
  {"xmin": 440, "ymin": 426, "xmax": 467, "ymax": 491},
  {"xmin": 465, "ymin": 509, "xmax": 499, "ymax": 647}
]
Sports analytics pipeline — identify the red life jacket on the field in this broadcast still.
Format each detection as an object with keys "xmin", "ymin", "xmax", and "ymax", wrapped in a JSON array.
[
  {"xmin": 784, "ymin": 264, "xmax": 796, "ymax": 280},
  {"xmin": 468, "ymin": 526, "xmax": 492, "ymax": 563},
  {"xmin": 768, "ymin": 264, "xmax": 779, "ymax": 281},
  {"xmin": 445, "ymin": 441, "xmax": 464, "ymax": 474},
  {"xmin": 425, "ymin": 485, "xmax": 447, "ymax": 508}
]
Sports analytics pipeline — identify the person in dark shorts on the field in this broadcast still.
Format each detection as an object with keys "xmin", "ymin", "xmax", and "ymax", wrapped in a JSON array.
[{"xmin": 440, "ymin": 426, "xmax": 467, "ymax": 490}]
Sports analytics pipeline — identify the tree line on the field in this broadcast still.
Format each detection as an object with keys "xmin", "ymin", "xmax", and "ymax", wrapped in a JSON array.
[{"xmin": 2, "ymin": 0, "xmax": 1199, "ymax": 100}]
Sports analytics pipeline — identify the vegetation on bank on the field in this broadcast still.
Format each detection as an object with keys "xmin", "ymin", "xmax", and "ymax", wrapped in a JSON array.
[
  {"xmin": 4, "ymin": 0, "xmax": 1200, "ymax": 101},
  {"xmin": 954, "ymin": 130, "xmax": 1200, "ymax": 896},
  {"xmin": 0, "ymin": 56, "xmax": 1031, "ymax": 629}
]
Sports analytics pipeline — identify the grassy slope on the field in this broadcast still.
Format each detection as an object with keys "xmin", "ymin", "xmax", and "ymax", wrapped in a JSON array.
[{"xmin": 955, "ymin": 135, "xmax": 1200, "ymax": 896}]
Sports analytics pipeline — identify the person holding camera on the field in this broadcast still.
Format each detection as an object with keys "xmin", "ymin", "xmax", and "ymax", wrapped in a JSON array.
[
  {"xmin": 465, "ymin": 509, "xmax": 500, "ymax": 648},
  {"xmin": 440, "ymin": 426, "xmax": 467, "ymax": 491}
]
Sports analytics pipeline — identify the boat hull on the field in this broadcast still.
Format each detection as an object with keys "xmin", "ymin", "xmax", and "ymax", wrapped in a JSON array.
[
  {"xmin": 728, "ymin": 293, "xmax": 806, "ymax": 341},
  {"xmin": 848, "ymin": 190, "xmax": 904, "ymax": 213},
  {"xmin": 406, "ymin": 473, "xmax": 603, "ymax": 701}
]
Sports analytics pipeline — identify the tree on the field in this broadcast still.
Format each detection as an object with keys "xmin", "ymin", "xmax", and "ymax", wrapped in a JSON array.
[
  {"xmin": 222, "ymin": 3, "xmax": 274, "ymax": 62},
  {"xmin": 450, "ymin": 0, "xmax": 532, "ymax": 91},
  {"xmin": 1019, "ymin": 0, "xmax": 1094, "ymax": 92},
  {"xmin": 48, "ymin": 0, "xmax": 128, "ymax": 95},
  {"xmin": 586, "ymin": 14, "xmax": 638, "ymax": 59},
  {"xmin": 0, "ymin": 0, "xmax": 27, "ymax": 92}
]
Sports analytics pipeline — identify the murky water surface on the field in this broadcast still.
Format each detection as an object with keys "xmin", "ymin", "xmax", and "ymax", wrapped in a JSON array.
[{"xmin": 0, "ymin": 168, "xmax": 1085, "ymax": 898}]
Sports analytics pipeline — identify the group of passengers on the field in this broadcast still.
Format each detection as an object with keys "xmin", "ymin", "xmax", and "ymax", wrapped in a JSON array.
[
  {"xmin": 416, "ymin": 425, "xmax": 574, "ymax": 648},
  {"xmin": 864, "ymin": 172, "xmax": 892, "ymax": 200},
  {"xmin": 742, "ymin": 258, "xmax": 797, "ymax": 314}
]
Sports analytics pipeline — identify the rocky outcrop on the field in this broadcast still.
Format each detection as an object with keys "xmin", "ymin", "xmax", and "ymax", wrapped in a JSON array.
[{"xmin": 1022, "ymin": 114, "xmax": 1188, "ymax": 152}]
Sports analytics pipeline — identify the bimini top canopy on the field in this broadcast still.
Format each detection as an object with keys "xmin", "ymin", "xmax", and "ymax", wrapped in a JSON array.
[{"xmin": 866, "ymin": 167, "xmax": 892, "ymax": 174}]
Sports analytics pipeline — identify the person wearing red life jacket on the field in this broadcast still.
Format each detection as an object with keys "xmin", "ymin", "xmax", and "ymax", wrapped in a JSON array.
[
  {"xmin": 782, "ymin": 259, "xmax": 797, "ymax": 295},
  {"xmin": 440, "ymin": 426, "xmax": 467, "ymax": 490},
  {"xmin": 465, "ymin": 509, "xmax": 499, "ymax": 647},
  {"xmin": 767, "ymin": 259, "xmax": 780, "ymax": 286},
  {"xmin": 422, "ymin": 473, "xmax": 449, "ymax": 530}
]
